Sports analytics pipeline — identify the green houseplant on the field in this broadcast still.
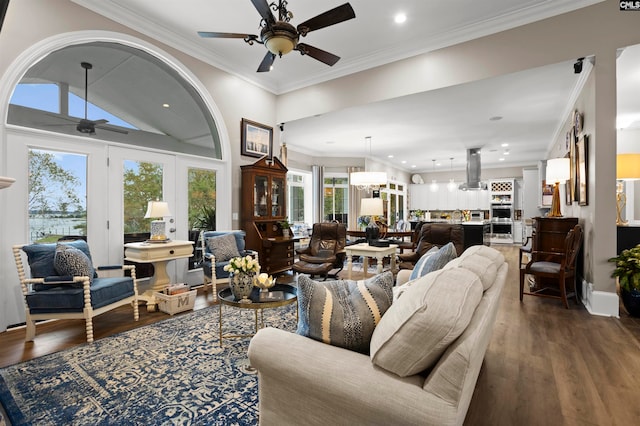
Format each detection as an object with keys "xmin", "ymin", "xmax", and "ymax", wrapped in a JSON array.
[
  {"xmin": 608, "ymin": 244, "xmax": 640, "ymax": 317},
  {"xmin": 279, "ymin": 217, "xmax": 291, "ymax": 237}
]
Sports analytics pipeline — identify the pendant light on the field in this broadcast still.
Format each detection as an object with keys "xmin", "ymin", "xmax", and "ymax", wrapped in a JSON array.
[
  {"xmin": 447, "ymin": 157, "xmax": 457, "ymax": 192},
  {"xmin": 429, "ymin": 159, "xmax": 439, "ymax": 192}
]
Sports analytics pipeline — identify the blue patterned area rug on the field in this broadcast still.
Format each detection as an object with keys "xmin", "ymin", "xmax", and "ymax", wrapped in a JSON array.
[{"xmin": 0, "ymin": 303, "xmax": 297, "ymax": 425}]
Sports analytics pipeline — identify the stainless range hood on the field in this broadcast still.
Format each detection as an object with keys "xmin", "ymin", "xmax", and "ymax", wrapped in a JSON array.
[{"xmin": 459, "ymin": 148, "xmax": 487, "ymax": 191}]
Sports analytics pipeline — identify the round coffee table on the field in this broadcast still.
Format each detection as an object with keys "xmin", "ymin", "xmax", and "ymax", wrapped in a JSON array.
[{"xmin": 217, "ymin": 284, "xmax": 297, "ymax": 346}]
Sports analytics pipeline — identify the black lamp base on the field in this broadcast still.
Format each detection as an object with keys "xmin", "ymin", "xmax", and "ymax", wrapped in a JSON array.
[{"xmin": 365, "ymin": 223, "xmax": 380, "ymax": 245}]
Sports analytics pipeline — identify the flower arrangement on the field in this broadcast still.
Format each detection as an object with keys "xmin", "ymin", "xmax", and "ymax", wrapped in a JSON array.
[
  {"xmin": 279, "ymin": 217, "xmax": 291, "ymax": 229},
  {"xmin": 608, "ymin": 245, "xmax": 640, "ymax": 292},
  {"xmin": 223, "ymin": 255, "xmax": 261, "ymax": 274},
  {"xmin": 357, "ymin": 215, "xmax": 371, "ymax": 229}
]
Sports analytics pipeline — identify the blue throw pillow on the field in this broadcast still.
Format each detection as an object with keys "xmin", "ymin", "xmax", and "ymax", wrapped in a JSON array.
[
  {"xmin": 22, "ymin": 240, "xmax": 93, "ymax": 278},
  {"xmin": 409, "ymin": 242, "xmax": 458, "ymax": 281},
  {"xmin": 297, "ymin": 271, "xmax": 394, "ymax": 354}
]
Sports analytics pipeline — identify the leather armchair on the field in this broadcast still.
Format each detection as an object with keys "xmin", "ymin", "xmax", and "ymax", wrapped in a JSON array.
[
  {"xmin": 293, "ymin": 222, "xmax": 347, "ymax": 279},
  {"xmin": 398, "ymin": 223, "xmax": 464, "ymax": 269}
]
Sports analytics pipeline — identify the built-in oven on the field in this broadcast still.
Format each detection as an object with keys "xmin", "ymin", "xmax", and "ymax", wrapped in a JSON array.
[{"xmin": 490, "ymin": 205, "xmax": 512, "ymax": 220}]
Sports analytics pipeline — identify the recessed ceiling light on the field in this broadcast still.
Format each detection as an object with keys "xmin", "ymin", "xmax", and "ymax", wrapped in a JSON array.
[
  {"xmin": 401, "ymin": 160, "xmax": 407, "ymax": 164},
  {"xmin": 388, "ymin": 154, "xmax": 394, "ymax": 158},
  {"xmin": 501, "ymin": 143, "xmax": 509, "ymax": 147},
  {"xmin": 411, "ymin": 164, "xmax": 417, "ymax": 168},
  {"xmin": 503, "ymin": 150, "xmax": 510, "ymax": 155},
  {"xmin": 394, "ymin": 13, "xmax": 407, "ymax": 24},
  {"xmin": 162, "ymin": 103, "xmax": 170, "ymax": 108},
  {"xmin": 499, "ymin": 158, "xmax": 505, "ymax": 161},
  {"xmin": 436, "ymin": 162, "xmax": 441, "ymax": 167},
  {"xmin": 489, "ymin": 116, "xmax": 503, "ymax": 121}
]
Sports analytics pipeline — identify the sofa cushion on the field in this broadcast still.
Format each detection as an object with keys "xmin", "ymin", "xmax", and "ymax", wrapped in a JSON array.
[
  {"xmin": 54, "ymin": 244, "xmax": 95, "ymax": 285},
  {"xmin": 370, "ymin": 268, "xmax": 483, "ymax": 377},
  {"xmin": 459, "ymin": 245, "xmax": 505, "ymax": 269},
  {"xmin": 444, "ymin": 254, "xmax": 498, "ymax": 291},
  {"xmin": 407, "ymin": 246, "xmax": 440, "ymax": 281},
  {"xmin": 297, "ymin": 271, "xmax": 394, "ymax": 354},
  {"xmin": 206, "ymin": 233, "xmax": 240, "ymax": 262}
]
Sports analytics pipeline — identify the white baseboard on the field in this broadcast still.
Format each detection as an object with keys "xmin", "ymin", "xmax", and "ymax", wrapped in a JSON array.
[{"xmin": 581, "ymin": 279, "xmax": 620, "ymax": 318}]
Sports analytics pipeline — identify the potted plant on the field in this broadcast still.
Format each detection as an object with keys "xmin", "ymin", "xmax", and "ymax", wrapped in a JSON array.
[
  {"xmin": 279, "ymin": 217, "xmax": 291, "ymax": 238},
  {"xmin": 608, "ymin": 244, "xmax": 640, "ymax": 317},
  {"xmin": 192, "ymin": 205, "xmax": 216, "ymax": 231}
]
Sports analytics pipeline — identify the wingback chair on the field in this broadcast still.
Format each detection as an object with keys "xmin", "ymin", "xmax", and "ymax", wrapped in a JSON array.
[
  {"xmin": 397, "ymin": 223, "xmax": 465, "ymax": 269},
  {"xmin": 292, "ymin": 222, "xmax": 347, "ymax": 279},
  {"xmin": 201, "ymin": 230, "xmax": 258, "ymax": 300},
  {"xmin": 13, "ymin": 239, "xmax": 139, "ymax": 343}
]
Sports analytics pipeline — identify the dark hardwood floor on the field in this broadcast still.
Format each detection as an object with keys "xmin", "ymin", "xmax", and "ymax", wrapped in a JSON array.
[{"xmin": 2, "ymin": 246, "xmax": 640, "ymax": 425}]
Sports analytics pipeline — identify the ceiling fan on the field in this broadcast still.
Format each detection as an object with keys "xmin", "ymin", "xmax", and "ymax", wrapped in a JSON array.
[
  {"xmin": 198, "ymin": 0, "xmax": 356, "ymax": 72},
  {"xmin": 44, "ymin": 62, "xmax": 128, "ymax": 135}
]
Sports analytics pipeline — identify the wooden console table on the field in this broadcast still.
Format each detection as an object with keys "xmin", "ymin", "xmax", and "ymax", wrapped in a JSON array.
[{"xmin": 124, "ymin": 240, "xmax": 194, "ymax": 311}]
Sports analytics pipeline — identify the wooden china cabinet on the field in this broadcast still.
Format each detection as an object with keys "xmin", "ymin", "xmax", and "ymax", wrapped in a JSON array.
[{"xmin": 241, "ymin": 157, "xmax": 294, "ymax": 274}]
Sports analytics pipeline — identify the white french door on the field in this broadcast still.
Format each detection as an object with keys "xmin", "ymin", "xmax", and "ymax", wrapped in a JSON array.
[{"xmin": 107, "ymin": 147, "xmax": 179, "ymax": 282}]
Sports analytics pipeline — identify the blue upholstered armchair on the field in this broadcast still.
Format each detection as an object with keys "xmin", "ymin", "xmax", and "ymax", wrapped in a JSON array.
[
  {"xmin": 201, "ymin": 230, "xmax": 258, "ymax": 300},
  {"xmin": 12, "ymin": 239, "xmax": 139, "ymax": 343}
]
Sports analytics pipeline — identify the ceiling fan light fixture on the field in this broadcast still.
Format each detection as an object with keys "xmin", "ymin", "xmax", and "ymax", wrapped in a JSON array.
[{"xmin": 262, "ymin": 22, "xmax": 298, "ymax": 56}]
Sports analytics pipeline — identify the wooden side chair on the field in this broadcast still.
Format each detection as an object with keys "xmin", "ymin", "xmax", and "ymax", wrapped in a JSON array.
[
  {"xmin": 13, "ymin": 239, "xmax": 139, "ymax": 343},
  {"xmin": 519, "ymin": 224, "xmax": 583, "ymax": 309}
]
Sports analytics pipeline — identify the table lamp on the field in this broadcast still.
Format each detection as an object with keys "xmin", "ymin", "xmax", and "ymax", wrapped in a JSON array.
[
  {"xmin": 144, "ymin": 201, "xmax": 171, "ymax": 241},
  {"xmin": 616, "ymin": 153, "xmax": 640, "ymax": 226},
  {"xmin": 361, "ymin": 197, "xmax": 384, "ymax": 244},
  {"xmin": 546, "ymin": 158, "xmax": 570, "ymax": 218}
]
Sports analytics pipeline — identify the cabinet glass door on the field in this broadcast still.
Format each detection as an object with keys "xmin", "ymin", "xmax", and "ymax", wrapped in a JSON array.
[
  {"xmin": 272, "ymin": 177, "xmax": 284, "ymax": 217},
  {"xmin": 254, "ymin": 175, "xmax": 269, "ymax": 217}
]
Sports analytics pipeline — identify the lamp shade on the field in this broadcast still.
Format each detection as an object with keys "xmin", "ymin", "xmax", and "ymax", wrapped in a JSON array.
[
  {"xmin": 360, "ymin": 198, "xmax": 384, "ymax": 216},
  {"xmin": 350, "ymin": 171, "xmax": 387, "ymax": 186},
  {"xmin": 144, "ymin": 201, "xmax": 171, "ymax": 218},
  {"xmin": 617, "ymin": 153, "xmax": 640, "ymax": 180},
  {"xmin": 546, "ymin": 158, "xmax": 570, "ymax": 183}
]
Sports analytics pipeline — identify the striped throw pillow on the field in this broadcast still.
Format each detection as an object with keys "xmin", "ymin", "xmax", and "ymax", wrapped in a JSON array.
[
  {"xmin": 408, "ymin": 242, "xmax": 458, "ymax": 281},
  {"xmin": 296, "ymin": 271, "xmax": 394, "ymax": 354}
]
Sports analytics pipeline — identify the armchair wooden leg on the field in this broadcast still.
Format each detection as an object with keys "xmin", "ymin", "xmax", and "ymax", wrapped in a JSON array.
[
  {"xmin": 133, "ymin": 298, "xmax": 139, "ymax": 321},
  {"xmin": 25, "ymin": 311, "xmax": 36, "ymax": 342},
  {"xmin": 519, "ymin": 270, "xmax": 525, "ymax": 302},
  {"xmin": 559, "ymin": 273, "xmax": 569, "ymax": 309},
  {"xmin": 85, "ymin": 317, "xmax": 94, "ymax": 343}
]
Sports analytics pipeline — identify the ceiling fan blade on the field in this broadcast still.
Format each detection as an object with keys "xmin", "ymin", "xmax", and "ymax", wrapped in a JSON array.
[
  {"xmin": 257, "ymin": 52, "xmax": 276, "ymax": 72},
  {"xmin": 296, "ymin": 43, "xmax": 340, "ymax": 66},
  {"xmin": 250, "ymin": 0, "xmax": 276, "ymax": 26},
  {"xmin": 297, "ymin": 3, "xmax": 355, "ymax": 35},
  {"xmin": 198, "ymin": 31, "xmax": 256, "ymax": 39},
  {"xmin": 95, "ymin": 125, "xmax": 129, "ymax": 135}
]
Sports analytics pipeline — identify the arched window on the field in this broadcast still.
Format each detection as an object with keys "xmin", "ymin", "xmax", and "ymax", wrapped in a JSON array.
[{"xmin": 8, "ymin": 41, "xmax": 221, "ymax": 158}]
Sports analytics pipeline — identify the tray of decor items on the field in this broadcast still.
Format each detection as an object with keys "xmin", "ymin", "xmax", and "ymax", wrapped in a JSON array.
[{"xmin": 155, "ymin": 283, "xmax": 196, "ymax": 315}]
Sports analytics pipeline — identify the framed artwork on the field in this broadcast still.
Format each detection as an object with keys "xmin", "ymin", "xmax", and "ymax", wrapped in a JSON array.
[
  {"xmin": 241, "ymin": 118, "xmax": 273, "ymax": 159},
  {"xmin": 569, "ymin": 127, "xmax": 576, "ymax": 203},
  {"xmin": 565, "ymin": 152, "xmax": 573, "ymax": 205},
  {"xmin": 576, "ymin": 134, "xmax": 589, "ymax": 206}
]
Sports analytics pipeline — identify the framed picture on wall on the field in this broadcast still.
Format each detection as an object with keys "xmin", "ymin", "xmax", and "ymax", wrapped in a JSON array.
[
  {"xmin": 565, "ymin": 153, "xmax": 572, "ymax": 205},
  {"xmin": 577, "ymin": 134, "xmax": 589, "ymax": 206},
  {"xmin": 569, "ymin": 127, "xmax": 577, "ymax": 203},
  {"xmin": 241, "ymin": 118, "xmax": 273, "ymax": 159}
]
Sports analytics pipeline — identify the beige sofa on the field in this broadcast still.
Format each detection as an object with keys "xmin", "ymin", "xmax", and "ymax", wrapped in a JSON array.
[{"xmin": 248, "ymin": 245, "xmax": 507, "ymax": 426}]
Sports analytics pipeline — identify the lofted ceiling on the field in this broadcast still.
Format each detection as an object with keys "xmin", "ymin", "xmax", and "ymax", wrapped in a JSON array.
[{"xmin": 37, "ymin": 0, "xmax": 638, "ymax": 172}]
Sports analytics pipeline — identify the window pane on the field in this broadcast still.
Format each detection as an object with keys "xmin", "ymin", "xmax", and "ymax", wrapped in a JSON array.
[
  {"xmin": 289, "ymin": 186, "xmax": 305, "ymax": 222},
  {"xmin": 11, "ymin": 83, "xmax": 60, "ymax": 114},
  {"xmin": 69, "ymin": 92, "xmax": 137, "ymax": 129},
  {"xmin": 28, "ymin": 149, "xmax": 86, "ymax": 243},
  {"xmin": 123, "ymin": 160, "xmax": 163, "ymax": 234},
  {"xmin": 188, "ymin": 167, "xmax": 216, "ymax": 270}
]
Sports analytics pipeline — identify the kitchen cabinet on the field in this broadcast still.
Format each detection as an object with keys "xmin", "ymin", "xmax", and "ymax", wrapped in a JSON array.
[
  {"xmin": 241, "ymin": 157, "xmax": 294, "ymax": 274},
  {"xmin": 462, "ymin": 222, "xmax": 490, "ymax": 249},
  {"xmin": 409, "ymin": 183, "xmax": 491, "ymax": 211}
]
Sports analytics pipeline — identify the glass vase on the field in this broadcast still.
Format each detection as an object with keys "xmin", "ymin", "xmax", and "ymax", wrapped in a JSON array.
[{"xmin": 229, "ymin": 271, "xmax": 255, "ymax": 304}]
